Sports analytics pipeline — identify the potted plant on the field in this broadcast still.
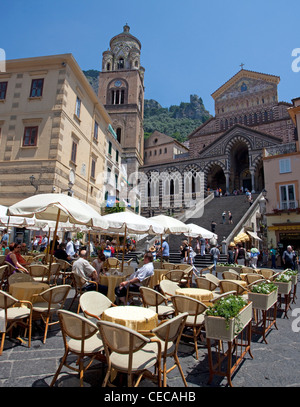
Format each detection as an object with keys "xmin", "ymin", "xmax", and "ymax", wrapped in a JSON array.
[
  {"xmin": 248, "ymin": 281, "xmax": 278, "ymax": 311},
  {"xmin": 205, "ymin": 294, "xmax": 252, "ymax": 342},
  {"xmin": 274, "ymin": 273, "xmax": 292, "ymax": 295},
  {"xmin": 282, "ymin": 269, "xmax": 298, "ymax": 286}
]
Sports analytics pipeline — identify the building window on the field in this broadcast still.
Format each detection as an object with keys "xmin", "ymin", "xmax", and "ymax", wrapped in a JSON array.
[
  {"xmin": 164, "ymin": 148, "xmax": 167, "ymax": 153},
  {"xmin": 23, "ymin": 126, "xmax": 38, "ymax": 146},
  {"xmin": 30, "ymin": 79, "xmax": 44, "ymax": 97},
  {"xmin": 117, "ymin": 58, "xmax": 124, "ymax": 69},
  {"xmin": 75, "ymin": 96, "xmax": 81, "ymax": 118},
  {"xmin": 116, "ymin": 150, "xmax": 119, "ymax": 162},
  {"xmin": 94, "ymin": 121, "xmax": 99, "ymax": 141},
  {"xmin": 71, "ymin": 141, "xmax": 77, "ymax": 163},
  {"xmin": 116, "ymin": 128, "xmax": 121, "ymax": 143},
  {"xmin": 111, "ymin": 89, "xmax": 125, "ymax": 105},
  {"xmin": 108, "ymin": 141, "xmax": 112, "ymax": 155},
  {"xmin": 106, "ymin": 63, "xmax": 111, "ymax": 71},
  {"xmin": 0, "ymin": 82, "xmax": 7, "ymax": 100},
  {"xmin": 115, "ymin": 174, "xmax": 118, "ymax": 189},
  {"xmin": 280, "ymin": 184, "xmax": 296, "ymax": 210},
  {"xmin": 279, "ymin": 158, "xmax": 291, "ymax": 174},
  {"xmin": 91, "ymin": 159, "xmax": 96, "ymax": 179}
]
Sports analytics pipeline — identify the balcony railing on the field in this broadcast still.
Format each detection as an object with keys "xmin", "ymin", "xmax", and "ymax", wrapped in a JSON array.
[
  {"xmin": 278, "ymin": 200, "xmax": 299, "ymax": 210},
  {"xmin": 264, "ymin": 142, "xmax": 297, "ymax": 157}
]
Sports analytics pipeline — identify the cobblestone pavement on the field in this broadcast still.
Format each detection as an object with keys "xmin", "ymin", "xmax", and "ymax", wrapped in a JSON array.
[{"xmin": 0, "ymin": 270, "xmax": 299, "ymax": 390}]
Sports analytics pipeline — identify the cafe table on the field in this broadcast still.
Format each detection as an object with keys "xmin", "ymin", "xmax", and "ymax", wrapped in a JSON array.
[
  {"xmin": 99, "ymin": 273, "xmax": 125, "ymax": 303},
  {"xmin": 9, "ymin": 281, "xmax": 49, "ymax": 305},
  {"xmin": 175, "ymin": 287, "xmax": 214, "ymax": 304},
  {"xmin": 101, "ymin": 305, "xmax": 158, "ymax": 332}
]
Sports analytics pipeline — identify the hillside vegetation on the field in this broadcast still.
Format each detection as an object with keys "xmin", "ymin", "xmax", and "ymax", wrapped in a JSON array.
[{"xmin": 83, "ymin": 70, "xmax": 211, "ymax": 142}]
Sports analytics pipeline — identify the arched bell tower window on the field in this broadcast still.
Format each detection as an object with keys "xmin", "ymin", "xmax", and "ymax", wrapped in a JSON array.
[
  {"xmin": 106, "ymin": 63, "xmax": 111, "ymax": 71},
  {"xmin": 116, "ymin": 128, "xmax": 122, "ymax": 143},
  {"xmin": 117, "ymin": 58, "xmax": 124, "ymax": 69},
  {"xmin": 111, "ymin": 89, "xmax": 125, "ymax": 105}
]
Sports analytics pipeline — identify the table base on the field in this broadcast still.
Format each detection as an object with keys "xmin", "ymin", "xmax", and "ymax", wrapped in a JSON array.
[
  {"xmin": 206, "ymin": 322, "xmax": 253, "ymax": 387},
  {"xmin": 251, "ymin": 305, "xmax": 278, "ymax": 344}
]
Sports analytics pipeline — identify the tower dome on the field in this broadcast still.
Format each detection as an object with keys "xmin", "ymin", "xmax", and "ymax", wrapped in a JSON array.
[{"xmin": 102, "ymin": 24, "xmax": 142, "ymax": 72}]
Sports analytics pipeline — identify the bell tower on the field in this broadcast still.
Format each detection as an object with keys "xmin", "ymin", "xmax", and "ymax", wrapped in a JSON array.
[{"xmin": 98, "ymin": 24, "xmax": 145, "ymax": 178}]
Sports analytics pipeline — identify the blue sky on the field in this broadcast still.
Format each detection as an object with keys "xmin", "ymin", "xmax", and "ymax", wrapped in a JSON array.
[{"xmin": 2, "ymin": 0, "xmax": 299, "ymax": 114}]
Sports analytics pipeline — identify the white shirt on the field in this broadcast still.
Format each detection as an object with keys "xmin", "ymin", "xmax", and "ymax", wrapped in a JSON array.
[
  {"xmin": 66, "ymin": 241, "xmax": 75, "ymax": 256},
  {"xmin": 72, "ymin": 257, "xmax": 95, "ymax": 282},
  {"xmin": 128, "ymin": 262, "xmax": 154, "ymax": 286}
]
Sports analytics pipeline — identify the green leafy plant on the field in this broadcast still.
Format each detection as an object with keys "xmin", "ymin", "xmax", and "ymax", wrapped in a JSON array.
[
  {"xmin": 283, "ymin": 268, "xmax": 298, "ymax": 276},
  {"xmin": 206, "ymin": 294, "xmax": 248, "ymax": 331},
  {"xmin": 250, "ymin": 281, "xmax": 277, "ymax": 294},
  {"xmin": 275, "ymin": 273, "xmax": 292, "ymax": 282}
]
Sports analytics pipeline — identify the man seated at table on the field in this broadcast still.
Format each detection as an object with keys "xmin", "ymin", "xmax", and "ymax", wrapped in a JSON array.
[
  {"xmin": 54, "ymin": 242, "xmax": 72, "ymax": 263},
  {"xmin": 72, "ymin": 249, "xmax": 108, "ymax": 295},
  {"xmin": 115, "ymin": 251, "xmax": 154, "ymax": 305}
]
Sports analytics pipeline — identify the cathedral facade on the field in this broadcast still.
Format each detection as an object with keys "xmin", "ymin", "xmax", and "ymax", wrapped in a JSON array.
[{"xmin": 139, "ymin": 68, "xmax": 295, "ymax": 215}]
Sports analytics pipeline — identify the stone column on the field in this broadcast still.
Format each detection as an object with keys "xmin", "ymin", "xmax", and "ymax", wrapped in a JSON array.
[{"xmin": 250, "ymin": 170, "xmax": 255, "ymax": 193}]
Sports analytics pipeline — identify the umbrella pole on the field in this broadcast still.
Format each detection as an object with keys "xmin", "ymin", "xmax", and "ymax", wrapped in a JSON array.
[
  {"xmin": 188, "ymin": 237, "xmax": 191, "ymax": 264},
  {"xmin": 88, "ymin": 230, "xmax": 91, "ymax": 258},
  {"xmin": 160, "ymin": 234, "xmax": 163, "ymax": 268},
  {"xmin": 121, "ymin": 225, "xmax": 127, "ymax": 274},
  {"xmin": 49, "ymin": 209, "xmax": 61, "ymax": 279}
]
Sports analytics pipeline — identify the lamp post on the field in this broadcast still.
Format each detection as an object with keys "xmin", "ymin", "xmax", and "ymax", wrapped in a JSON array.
[{"xmin": 29, "ymin": 175, "xmax": 38, "ymax": 194}]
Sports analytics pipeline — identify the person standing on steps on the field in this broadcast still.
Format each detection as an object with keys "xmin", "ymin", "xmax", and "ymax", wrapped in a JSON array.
[
  {"xmin": 210, "ymin": 244, "xmax": 220, "ymax": 273},
  {"xmin": 199, "ymin": 235, "xmax": 206, "ymax": 257},
  {"xmin": 211, "ymin": 220, "xmax": 217, "ymax": 233},
  {"xmin": 222, "ymin": 211, "xmax": 226, "ymax": 224},
  {"xmin": 228, "ymin": 210, "xmax": 233, "ymax": 224}
]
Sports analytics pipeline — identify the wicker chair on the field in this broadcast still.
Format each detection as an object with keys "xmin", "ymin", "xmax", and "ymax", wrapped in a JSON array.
[
  {"xmin": 141, "ymin": 312, "xmax": 189, "ymax": 387},
  {"xmin": 50, "ymin": 309, "xmax": 105, "ymax": 387},
  {"xmin": 219, "ymin": 280, "xmax": 249, "ymax": 300},
  {"xmin": 171, "ymin": 295, "xmax": 207, "ymax": 360},
  {"xmin": 70, "ymin": 273, "xmax": 98, "ymax": 313},
  {"xmin": 79, "ymin": 291, "xmax": 116, "ymax": 323},
  {"xmin": 27, "ymin": 264, "xmax": 50, "ymax": 283},
  {"xmin": 139, "ymin": 287, "xmax": 175, "ymax": 319},
  {"xmin": 32, "ymin": 284, "xmax": 71, "ymax": 343},
  {"xmin": 97, "ymin": 319, "xmax": 161, "ymax": 387},
  {"xmin": 222, "ymin": 270, "xmax": 241, "ymax": 280},
  {"xmin": 159, "ymin": 280, "xmax": 180, "ymax": 299},
  {"xmin": 125, "ymin": 276, "xmax": 151, "ymax": 305},
  {"xmin": 0, "ymin": 290, "xmax": 33, "ymax": 355},
  {"xmin": 196, "ymin": 276, "xmax": 218, "ymax": 291}
]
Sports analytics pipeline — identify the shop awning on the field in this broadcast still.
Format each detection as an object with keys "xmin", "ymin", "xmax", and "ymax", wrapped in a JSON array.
[{"xmin": 247, "ymin": 231, "xmax": 262, "ymax": 241}]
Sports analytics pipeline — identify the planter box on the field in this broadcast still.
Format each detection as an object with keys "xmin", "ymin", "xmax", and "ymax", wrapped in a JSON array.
[
  {"xmin": 205, "ymin": 302, "xmax": 252, "ymax": 342},
  {"xmin": 248, "ymin": 289, "xmax": 278, "ymax": 311},
  {"xmin": 274, "ymin": 281, "xmax": 292, "ymax": 295},
  {"xmin": 291, "ymin": 275, "xmax": 298, "ymax": 286}
]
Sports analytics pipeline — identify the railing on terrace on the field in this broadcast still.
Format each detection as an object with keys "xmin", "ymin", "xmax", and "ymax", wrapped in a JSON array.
[{"xmin": 264, "ymin": 142, "xmax": 297, "ymax": 157}]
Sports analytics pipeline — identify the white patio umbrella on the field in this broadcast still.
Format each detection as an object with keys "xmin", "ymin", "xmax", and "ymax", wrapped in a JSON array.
[
  {"xmin": 0, "ymin": 204, "xmax": 36, "ymax": 228},
  {"xmin": 149, "ymin": 214, "xmax": 191, "ymax": 266},
  {"xmin": 185, "ymin": 223, "xmax": 218, "ymax": 240},
  {"xmin": 7, "ymin": 194, "xmax": 109, "ymax": 266},
  {"xmin": 149, "ymin": 215, "xmax": 191, "ymax": 234},
  {"xmin": 102, "ymin": 211, "xmax": 164, "ymax": 272}
]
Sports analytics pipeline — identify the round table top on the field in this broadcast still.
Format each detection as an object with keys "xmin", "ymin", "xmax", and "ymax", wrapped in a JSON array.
[
  {"xmin": 175, "ymin": 287, "xmax": 214, "ymax": 301},
  {"xmin": 103, "ymin": 305, "xmax": 156, "ymax": 321},
  {"xmin": 102, "ymin": 305, "xmax": 158, "ymax": 331},
  {"xmin": 9, "ymin": 281, "xmax": 48, "ymax": 289}
]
